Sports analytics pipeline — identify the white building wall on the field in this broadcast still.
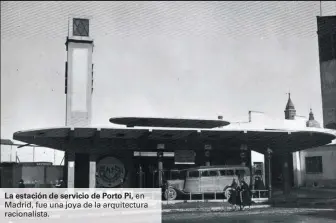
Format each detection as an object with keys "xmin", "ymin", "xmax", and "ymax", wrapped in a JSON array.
[
  {"xmin": 1, "ymin": 145, "xmax": 64, "ymax": 165},
  {"xmin": 0, "ymin": 145, "xmax": 15, "ymax": 162},
  {"xmin": 294, "ymin": 145, "xmax": 336, "ymax": 187}
]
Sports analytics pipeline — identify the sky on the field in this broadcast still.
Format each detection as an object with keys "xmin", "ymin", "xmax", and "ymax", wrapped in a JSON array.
[{"xmin": 1, "ymin": 1, "xmax": 336, "ymax": 163}]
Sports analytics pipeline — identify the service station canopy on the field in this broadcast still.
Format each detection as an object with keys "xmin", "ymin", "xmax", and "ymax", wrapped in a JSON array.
[
  {"xmin": 13, "ymin": 125, "xmax": 336, "ymax": 155},
  {"xmin": 109, "ymin": 117, "xmax": 230, "ymax": 128}
]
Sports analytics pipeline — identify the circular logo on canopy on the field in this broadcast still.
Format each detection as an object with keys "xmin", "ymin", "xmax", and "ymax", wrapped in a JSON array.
[
  {"xmin": 205, "ymin": 151, "xmax": 210, "ymax": 157},
  {"xmin": 96, "ymin": 157, "xmax": 126, "ymax": 188},
  {"xmin": 240, "ymin": 152, "xmax": 246, "ymax": 159}
]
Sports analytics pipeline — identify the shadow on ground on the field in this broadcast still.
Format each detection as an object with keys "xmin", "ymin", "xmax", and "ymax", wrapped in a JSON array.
[
  {"xmin": 298, "ymin": 210, "xmax": 336, "ymax": 221},
  {"xmin": 270, "ymin": 200, "xmax": 336, "ymax": 208},
  {"xmin": 269, "ymin": 188, "xmax": 336, "ymax": 208}
]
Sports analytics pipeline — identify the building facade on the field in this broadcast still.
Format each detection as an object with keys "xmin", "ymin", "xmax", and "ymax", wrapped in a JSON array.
[
  {"xmin": 0, "ymin": 162, "xmax": 63, "ymax": 188},
  {"xmin": 293, "ymin": 144, "xmax": 336, "ymax": 188},
  {"xmin": 292, "ymin": 107, "xmax": 336, "ymax": 188},
  {"xmin": 317, "ymin": 16, "xmax": 336, "ymax": 130},
  {"xmin": 292, "ymin": 16, "xmax": 336, "ymax": 188}
]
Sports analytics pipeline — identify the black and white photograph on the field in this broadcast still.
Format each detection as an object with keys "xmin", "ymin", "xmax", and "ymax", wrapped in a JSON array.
[{"xmin": 1, "ymin": 1, "xmax": 336, "ymax": 222}]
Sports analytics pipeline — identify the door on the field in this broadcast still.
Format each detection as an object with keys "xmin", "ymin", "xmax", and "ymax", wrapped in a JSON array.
[
  {"xmin": 184, "ymin": 170, "xmax": 200, "ymax": 193},
  {"xmin": 200, "ymin": 170, "xmax": 218, "ymax": 193},
  {"xmin": 217, "ymin": 169, "xmax": 235, "ymax": 191}
]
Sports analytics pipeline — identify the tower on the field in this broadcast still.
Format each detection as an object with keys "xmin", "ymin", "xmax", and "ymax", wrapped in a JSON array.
[
  {"xmin": 306, "ymin": 108, "xmax": 321, "ymax": 128},
  {"xmin": 317, "ymin": 16, "xmax": 336, "ymax": 130},
  {"xmin": 64, "ymin": 16, "xmax": 94, "ymax": 188},
  {"xmin": 65, "ymin": 16, "xmax": 94, "ymax": 127},
  {"xmin": 284, "ymin": 93, "xmax": 296, "ymax": 120}
]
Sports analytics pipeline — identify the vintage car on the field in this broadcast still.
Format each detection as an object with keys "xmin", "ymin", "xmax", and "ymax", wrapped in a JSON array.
[{"xmin": 163, "ymin": 165, "xmax": 251, "ymax": 200}]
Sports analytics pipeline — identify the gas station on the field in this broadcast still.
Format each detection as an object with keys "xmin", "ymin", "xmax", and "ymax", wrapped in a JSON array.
[
  {"xmin": 12, "ymin": 119, "xmax": 336, "ymax": 197},
  {"xmin": 9, "ymin": 16, "xmax": 336, "ymax": 199}
]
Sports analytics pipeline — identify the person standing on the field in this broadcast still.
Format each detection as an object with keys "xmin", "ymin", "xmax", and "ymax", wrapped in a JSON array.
[
  {"xmin": 60, "ymin": 179, "xmax": 66, "ymax": 188},
  {"xmin": 237, "ymin": 178, "xmax": 252, "ymax": 210},
  {"xmin": 18, "ymin": 179, "xmax": 25, "ymax": 188},
  {"xmin": 224, "ymin": 178, "xmax": 239, "ymax": 210},
  {"xmin": 34, "ymin": 180, "xmax": 40, "ymax": 188},
  {"xmin": 55, "ymin": 178, "xmax": 66, "ymax": 188}
]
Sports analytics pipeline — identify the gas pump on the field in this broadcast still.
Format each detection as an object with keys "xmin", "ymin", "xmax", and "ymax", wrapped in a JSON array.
[
  {"xmin": 137, "ymin": 164, "xmax": 144, "ymax": 188},
  {"xmin": 252, "ymin": 162, "xmax": 265, "ymax": 190}
]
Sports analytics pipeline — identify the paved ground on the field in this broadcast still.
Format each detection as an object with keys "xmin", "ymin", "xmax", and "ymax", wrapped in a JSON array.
[
  {"xmin": 163, "ymin": 207, "xmax": 336, "ymax": 223},
  {"xmin": 272, "ymin": 187, "xmax": 336, "ymax": 199},
  {"xmin": 162, "ymin": 187, "xmax": 336, "ymax": 211}
]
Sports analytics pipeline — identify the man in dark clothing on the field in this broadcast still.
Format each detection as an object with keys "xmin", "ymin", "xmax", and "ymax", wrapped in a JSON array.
[
  {"xmin": 224, "ymin": 178, "xmax": 239, "ymax": 210},
  {"xmin": 55, "ymin": 179, "xmax": 66, "ymax": 188},
  {"xmin": 254, "ymin": 175, "xmax": 266, "ymax": 197},
  {"xmin": 231, "ymin": 178, "xmax": 238, "ymax": 188},
  {"xmin": 60, "ymin": 179, "xmax": 66, "ymax": 188},
  {"xmin": 18, "ymin": 179, "xmax": 25, "ymax": 188},
  {"xmin": 237, "ymin": 178, "xmax": 252, "ymax": 210}
]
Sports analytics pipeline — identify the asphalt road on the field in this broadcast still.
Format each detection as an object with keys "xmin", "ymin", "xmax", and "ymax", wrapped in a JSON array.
[{"xmin": 163, "ymin": 207, "xmax": 336, "ymax": 223}]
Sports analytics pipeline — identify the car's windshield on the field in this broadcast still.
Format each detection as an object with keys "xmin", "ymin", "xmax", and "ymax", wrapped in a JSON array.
[{"xmin": 171, "ymin": 170, "xmax": 186, "ymax": 180}]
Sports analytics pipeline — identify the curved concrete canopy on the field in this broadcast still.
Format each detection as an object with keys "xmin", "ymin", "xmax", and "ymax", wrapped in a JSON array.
[
  {"xmin": 109, "ymin": 117, "xmax": 230, "ymax": 128},
  {"xmin": 13, "ymin": 127, "xmax": 336, "ymax": 154},
  {"xmin": 326, "ymin": 122, "xmax": 336, "ymax": 130}
]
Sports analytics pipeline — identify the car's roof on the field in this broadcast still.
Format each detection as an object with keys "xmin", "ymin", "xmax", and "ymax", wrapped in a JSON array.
[{"xmin": 186, "ymin": 165, "xmax": 249, "ymax": 171}]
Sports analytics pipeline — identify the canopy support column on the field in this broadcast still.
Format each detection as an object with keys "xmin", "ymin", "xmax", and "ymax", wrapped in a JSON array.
[
  {"xmin": 204, "ymin": 144, "xmax": 211, "ymax": 166},
  {"xmin": 157, "ymin": 144, "xmax": 164, "ymax": 188},
  {"xmin": 265, "ymin": 148, "xmax": 273, "ymax": 198},
  {"xmin": 138, "ymin": 164, "xmax": 143, "ymax": 188},
  {"xmin": 282, "ymin": 152, "xmax": 292, "ymax": 195},
  {"xmin": 67, "ymin": 151, "xmax": 75, "ymax": 188},
  {"xmin": 89, "ymin": 154, "xmax": 96, "ymax": 188},
  {"xmin": 240, "ymin": 144, "xmax": 248, "ymax": 166}
]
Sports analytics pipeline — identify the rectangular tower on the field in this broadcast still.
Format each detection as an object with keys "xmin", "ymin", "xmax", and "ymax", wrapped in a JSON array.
[
  {"xmin": 317, "ymin": 16, "xmax": 336, "ymax": 130},
  {"xmin": 64, "ymin": 16, "xmax": 94, "ymax": 187},
  {"xmin": 65, "ymin": 16, "xmax": 94, "ymax": 127}
]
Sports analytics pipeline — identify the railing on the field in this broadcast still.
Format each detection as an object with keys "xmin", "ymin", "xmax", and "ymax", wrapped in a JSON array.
[
  {"xmin": 164, "ymin": 189, "xmax": 270, "ymax": 203},
  {"xmin": 251, "ymin": 189, "xmax": 269, "ymax": 199}
]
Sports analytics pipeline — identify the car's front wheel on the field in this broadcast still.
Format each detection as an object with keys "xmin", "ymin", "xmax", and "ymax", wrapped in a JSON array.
[{"xmin": 164, "ymin": 187, "xmax": 178, "ymax": 200}]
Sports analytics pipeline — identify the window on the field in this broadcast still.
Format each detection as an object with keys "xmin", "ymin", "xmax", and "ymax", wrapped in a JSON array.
[
  {"xmin": 180, "ymin": 170, "xmax": 186, "ymax": 179},
  {"xmin": 73, "ymin": 18, "xmax": 90, "ymax": 37},
  {"xmin": 171, "ymin": 171, "xmax": 185, "ymax": 180},
  {"xmin": 227, "ymin": 170, "xmax": 235, "ymax": 176},
  {"xmin": 305, "ymin": 156, "xmax": 323, "ymax": 174},
  {"xmin": 201, "ymin": 170, "xmax": 218, "ymax": 177},
  {"xmin": 188, "ymin": 171, "xmax": 199, "ymax": 178},
  {"xmin": 235, "ymin": 169, "xmax": 246, "ymax": 177},
  {"xmin": 209, "ymin": 170, "xmax": 218, "ymax": 177},
  {"xmin": 219, "ymin": 169, "xmax": 234, "ymax": 176},
  {"xmin": 255, "ymin": 170, "xmax": 262, "ymax": 175},
  {"xmin": 201, "ymin": 171, "xmax": 209, "ymax": 177}
]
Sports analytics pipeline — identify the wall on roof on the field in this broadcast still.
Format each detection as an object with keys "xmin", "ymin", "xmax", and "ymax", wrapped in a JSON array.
[{"xmin": 243, "ymin": 111, "xmax": 310, "ymax": 130}]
